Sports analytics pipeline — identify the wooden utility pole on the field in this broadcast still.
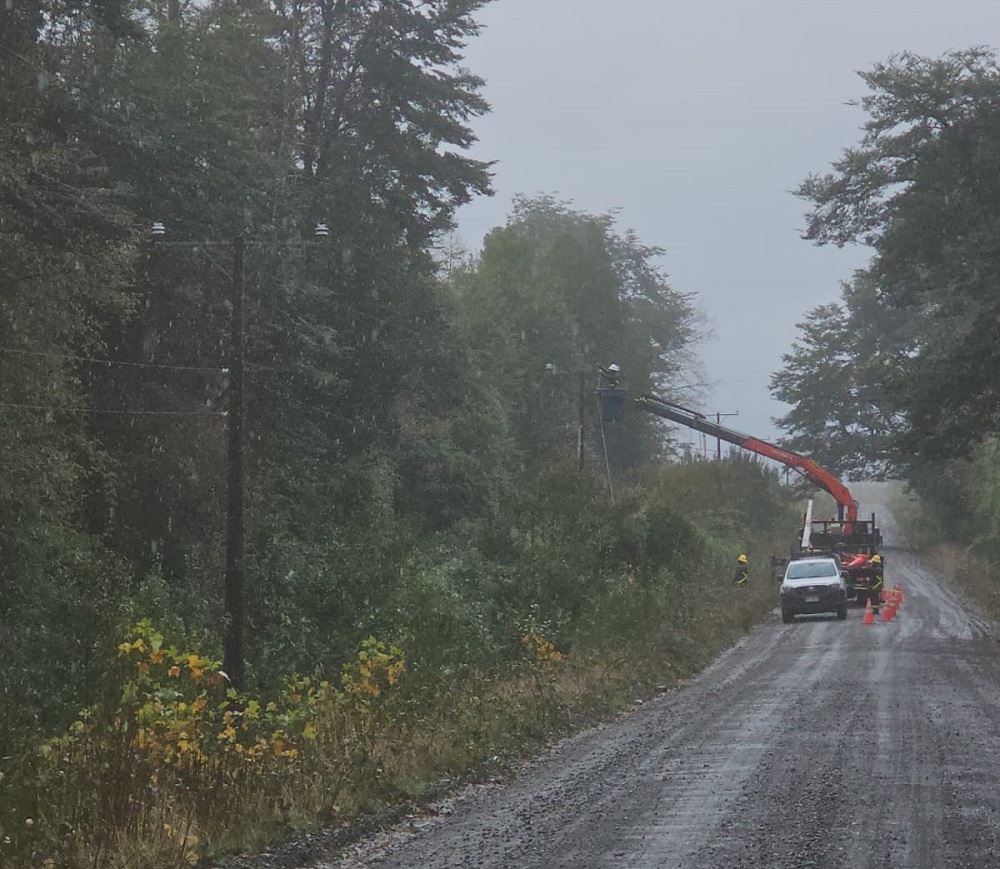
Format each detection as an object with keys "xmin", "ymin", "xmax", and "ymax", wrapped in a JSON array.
[{"xmin": 223, "ymin": 235, "xmax": 246, "ymax": 690}]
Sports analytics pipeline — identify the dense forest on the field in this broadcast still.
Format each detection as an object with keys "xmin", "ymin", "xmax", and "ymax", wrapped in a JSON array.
[
  {"xmin": 9, "ymin": 1, "xmax": 1000, "ymax": 865},
  {"xmin": 1, "ymin": 3, "xmax": 800, "ymax": 866}
]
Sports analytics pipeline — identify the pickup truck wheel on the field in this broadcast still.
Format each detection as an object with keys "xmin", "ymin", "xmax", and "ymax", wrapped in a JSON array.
[
  {"xmin": 781, "ymin": 606, "xmax": 795, "ymax": 624},
  {"xmin": 837, "ymin": 604, "xmax": 848, "ymax": 620}
]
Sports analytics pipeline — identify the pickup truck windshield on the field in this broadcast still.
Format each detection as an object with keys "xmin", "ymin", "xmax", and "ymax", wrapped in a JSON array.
[{"xmin": 786, "ymin": 561, "xmax": 838, "ymax": 580}]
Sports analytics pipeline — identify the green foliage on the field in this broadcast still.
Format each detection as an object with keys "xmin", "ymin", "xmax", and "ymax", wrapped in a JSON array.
[
  {"xmin": 452, "ymin": 195, "xmax": 703, "ymax": 473},
  {"xmin": 770, "ymin": 273, "xmax": 905, "ymax": 477},
  {"xmin": 797, "ymin": 48, "xmax": 1000, "ymax": 466},
  {"xmin": 645, "ymin": 454, "xmax": 792, "ymax": 538},
  {"xmin": 906, "ymin": 442, "xmax": 1000, "ymax": 555},
  {"xmin": 973, "ymin": 440, "xmax": 1000, "ymax": 556},
  {"xmin": 0, "ymin": 4, "xmax": 802, "ymax": 865},
  {"xmin": 0, "ymin": 530, "xmax": 130, "ymax": 756},
  {"xmin": 0, "ymin": 622, "xmax": 406, "ymax": 868},
  {"xmin": 0, "ymin": 0, "xmax": 497, "ymax": 771},
  {"xmin": 0, "ymin": 1, "xmax": 140, "ymax": 758},
  {"xmin": 395, "ymin": 546, "xmax": 505, "ymax": 670},
  {"xmin": 0, "ymin": 451, "xmax": 796, "ymax": 867}
]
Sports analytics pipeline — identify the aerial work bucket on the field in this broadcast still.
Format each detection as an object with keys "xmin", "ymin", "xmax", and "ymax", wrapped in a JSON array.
[{"xmin": 597, "ymin": 388, "xmax": 626, "ymax": 423}]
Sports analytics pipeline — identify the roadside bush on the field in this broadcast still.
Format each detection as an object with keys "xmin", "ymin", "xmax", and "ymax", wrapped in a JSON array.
[
  {"xmin": 247, "ymin": 523, "xmax": 415, "ymax": 686},
  {"xmin": 0, "ymin": 529, "xmax": 129, "ymax": 757},
  {"xmin": 395, "ymin": 547, "xmax": 505, "ymax": 671},
  {"xmin": 0, "ymin": 622, "xmax": 405, "ymax": 869},
  {"xmin": 1, "ymin": 455, "xmax": 800, "ymax": 869}
]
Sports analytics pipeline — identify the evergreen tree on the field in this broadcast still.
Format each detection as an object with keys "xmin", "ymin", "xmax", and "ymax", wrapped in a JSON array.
[
  {"xmin": 0, "ymin": 0, "xmax": 139, "ymax": 745},
  {"xmin": 770, "ymin": 273, "xmax": 906, "ymax": 478},
  {"xmin": 797, "ymin": 48, "xmax": 1000, "ymax": 464}
]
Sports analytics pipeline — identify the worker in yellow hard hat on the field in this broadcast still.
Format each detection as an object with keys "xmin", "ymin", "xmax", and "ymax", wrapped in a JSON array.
[
  {"xmin": 864, "ymin": 553, "xmax": 884, "ymax": 613},
  {"xmin": 733, "ymin": 553, "xmax": 749, "ymax": 587}
]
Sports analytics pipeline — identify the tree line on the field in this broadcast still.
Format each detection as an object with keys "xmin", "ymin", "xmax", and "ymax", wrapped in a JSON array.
[
  {"xmin": 0, "ymin": 0, "xmax": 756, "ymax": 754},
  {"xmin": 1, "ymin": 4, "xmax": 809, "ymax": 862},
  {"xmin": 773, "ymin": 47, "xmax": 1000, "ymax": 552}
]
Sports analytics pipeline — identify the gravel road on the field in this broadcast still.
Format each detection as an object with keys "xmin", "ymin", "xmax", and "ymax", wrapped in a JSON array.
[{"xmin": 328, "ymin": 512, "xmax": 1000, "ymax": 869}]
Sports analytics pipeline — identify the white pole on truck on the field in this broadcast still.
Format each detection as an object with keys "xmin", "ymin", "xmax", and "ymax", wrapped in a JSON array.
[{"xmin": 801, "ymin": 499, "xmax": 814, "ymax": 550}]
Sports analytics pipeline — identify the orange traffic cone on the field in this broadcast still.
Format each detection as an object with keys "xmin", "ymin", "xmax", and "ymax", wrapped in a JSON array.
[
  {"xmin": 863, "ymin": 599, "xmax": 875, "ymax": 625},
  {"xmin": 881, "ymin": 602, "xmax": 892, "ymax": 622}
]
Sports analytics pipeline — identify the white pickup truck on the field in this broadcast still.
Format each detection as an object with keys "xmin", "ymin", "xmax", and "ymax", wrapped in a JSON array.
[{"xmin": 779, "ymin": 556, "xmax": 848, "ymax": 624}]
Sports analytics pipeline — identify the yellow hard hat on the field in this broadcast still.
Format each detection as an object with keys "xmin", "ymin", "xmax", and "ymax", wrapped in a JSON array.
[
  {"xmin": 871, "ymin": 554, "xmax": 882, "ymax": 564},
  {"xmin": 738, "ymin": 554, "xmax": 748, "ymax": 564}
]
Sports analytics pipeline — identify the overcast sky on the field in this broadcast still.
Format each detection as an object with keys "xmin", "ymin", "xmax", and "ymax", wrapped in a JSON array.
[{"xmin": 454, "ymin": 0, "xmax": 999, "ymax": 446}]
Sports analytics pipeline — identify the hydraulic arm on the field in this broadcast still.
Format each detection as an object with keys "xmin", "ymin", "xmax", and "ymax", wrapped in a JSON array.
[{"xmin": 633, "ymin": 394, "xmax": 859, "ymax": 524}]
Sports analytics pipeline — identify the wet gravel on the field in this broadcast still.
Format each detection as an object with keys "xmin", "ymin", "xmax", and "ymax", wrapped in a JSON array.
[{"xmin": 220, "ymin": 508, "xmax": 1000, "ymax": 869}]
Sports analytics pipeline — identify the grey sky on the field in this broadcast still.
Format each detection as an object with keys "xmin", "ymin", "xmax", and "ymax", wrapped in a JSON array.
[{"xmin": 455, "ymin": 0, "xmax": 999, "ymax": 446}]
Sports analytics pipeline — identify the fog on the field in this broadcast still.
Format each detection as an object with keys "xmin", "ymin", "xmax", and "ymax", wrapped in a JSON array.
[{"xmin": 457, "ymin": 0, "xmax": 1000, "ymax": 442}]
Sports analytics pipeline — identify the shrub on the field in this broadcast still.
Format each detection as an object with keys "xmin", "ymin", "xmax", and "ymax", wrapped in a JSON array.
[{"xmin": 0, "ymin": 622, "xmax": 405, "ymax": 869}]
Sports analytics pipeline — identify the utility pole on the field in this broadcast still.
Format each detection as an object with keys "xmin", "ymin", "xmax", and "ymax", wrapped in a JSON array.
[
  {"xmin": 150, "ymin": 223, "xmax": 329, "ymax": 693},
  {"xmin": 544, "ymin": 363, "xmax": 588, "ymax": 470},
  {"xmin": 715, "ymin": 411, "xmax": 739, "ymax": 460},
  {"xmin": 224, "ymin": 235, "xmax": 246, "ymax": 690}
]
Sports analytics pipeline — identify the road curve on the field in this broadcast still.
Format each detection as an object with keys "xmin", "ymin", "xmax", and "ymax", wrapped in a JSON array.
[{"xmin": 331, "ymin": 514, "xmax": 1000, "ymax": 868}]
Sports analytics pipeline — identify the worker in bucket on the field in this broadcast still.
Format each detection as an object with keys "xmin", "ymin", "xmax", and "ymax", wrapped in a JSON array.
[
  {"xmin": 733, "ymin": 553, "xmax": 749, "ymax": 586},
  {"xmin": 866, "ymin": 553, "xmax": 884, "ymax": 613}
]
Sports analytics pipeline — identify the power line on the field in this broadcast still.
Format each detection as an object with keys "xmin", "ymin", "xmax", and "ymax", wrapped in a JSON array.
[
  {"xmin": 0, "ymin": 346, "xmax": 223, "ymax": 373},
  {"xmin": 0, "ymin": 54, "xmax": 436, "ymax": 351},
  {"xmin": 0, "ymin": 401, "xmax": 225, "ymax": 417},
  {"xmin": 0, "ymin": 346, "xmax": 335, "ymax": 378},
  {"xmin": 253, "ymin": 383, "xmax": 381, "ymax": 433}
]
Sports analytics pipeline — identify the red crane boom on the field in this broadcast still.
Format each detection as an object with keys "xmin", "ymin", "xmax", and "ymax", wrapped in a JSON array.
[{"xmin": 633, "ymin": 394, "xmax": 859, "ymax": 524}]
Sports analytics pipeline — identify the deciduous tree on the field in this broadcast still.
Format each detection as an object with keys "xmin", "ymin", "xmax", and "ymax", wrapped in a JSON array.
[{"xmin": 453, "ymin": 196, "xmax": 702, "ymax": 472}]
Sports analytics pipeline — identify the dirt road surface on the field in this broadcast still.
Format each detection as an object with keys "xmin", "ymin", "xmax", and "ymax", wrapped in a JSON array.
[{"xmin": 330, "ymin": 515, "xmax": 1000, "ymax": 868}]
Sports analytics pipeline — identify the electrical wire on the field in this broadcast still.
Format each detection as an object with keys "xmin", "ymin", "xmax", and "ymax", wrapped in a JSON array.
[
  {"xmin": 0, "ymin": 42, "xmax": 450, "ymax": 390},
  {"xmin": 0, "ymin": 401, "xmax": 224, "ymax": 417},
  {"xmin": 253, "ymin": 383, "xmax": 382, "ymax": 433},
  {"xmin": 1, "ymin": 342, "xmax": 397, "ymax": 380},
  {"xmin": 0, "ymin": 347, "xmax": 223, "ymax": 373}
]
